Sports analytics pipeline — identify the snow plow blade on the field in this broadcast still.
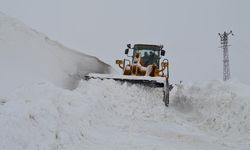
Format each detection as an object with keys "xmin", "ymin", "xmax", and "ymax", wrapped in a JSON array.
[{"xmin": 85, "ymin": 73, "xmax": 171, "ymax": 106}]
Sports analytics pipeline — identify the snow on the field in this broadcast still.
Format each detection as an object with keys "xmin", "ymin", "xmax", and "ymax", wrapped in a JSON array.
[
  {"xmin": 0, "ymin": 12, "xmax": 112, "ymax": 96},
  {"xmin": 1, "ymin": 79, "xmax": 249, "ymax": 150},
  {"xmin": 0, "ymin": 12, "xmax": 250, "ymax": 150},
  {"xmin": 171, "ymin": 80, "xmax": 250, "ymax": 148}
]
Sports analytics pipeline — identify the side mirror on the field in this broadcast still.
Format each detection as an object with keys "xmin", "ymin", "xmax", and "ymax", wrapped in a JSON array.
[
  {"xmin": 161, "ymin": 50, "xmax": 166, "ymax": 56},
  {"xmin": 125, "ymin": 49, "xmax": 129, "ymax": 54},
  {"xmin": 116, "ymin": 59, "xmax": 123, "ymax": 65},
  {"xmin": 127, "ymin": 44, "xmax": 131, "ymax": 49}
]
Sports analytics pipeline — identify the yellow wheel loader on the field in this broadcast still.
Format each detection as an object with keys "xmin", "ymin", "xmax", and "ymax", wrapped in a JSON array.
[{"xmin": 86, "ymin": 44, "xmax": 172, "ymax": 106}]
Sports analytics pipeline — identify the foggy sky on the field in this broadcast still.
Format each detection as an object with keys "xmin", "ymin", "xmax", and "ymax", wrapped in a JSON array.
[{"xmin": 1, "ymin": 0, "xmax": 250, "ymax": 84}]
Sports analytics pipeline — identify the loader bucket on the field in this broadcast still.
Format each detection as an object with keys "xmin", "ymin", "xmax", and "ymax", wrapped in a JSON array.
[{"xmin": 85, "ymin": 73, "xmax": 170, "ymax": 106}]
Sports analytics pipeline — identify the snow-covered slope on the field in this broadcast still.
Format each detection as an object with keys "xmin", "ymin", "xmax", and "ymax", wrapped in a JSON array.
[
  {"xmin": 0, "ymin": 12, "xmax": 111, "ymax": 96},
  {"xmin": 0, "ymin": 79, "xmax": 249, "ymax": 150}
]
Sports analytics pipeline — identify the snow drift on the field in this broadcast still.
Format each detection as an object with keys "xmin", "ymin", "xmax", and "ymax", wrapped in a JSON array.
[
  {"xmin": 0, "ymin": 12, "xmax": 112, "ymax": 96},
  {"xmin": 0, "ymin": 79, "xmax": 249, "ymax": 150},
  {"xmin": 171, "ymin": 80, "xmax": 250, "ymax": 146}
]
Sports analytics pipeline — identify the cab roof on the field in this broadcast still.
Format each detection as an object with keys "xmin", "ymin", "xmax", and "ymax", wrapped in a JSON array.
[{"xmin": 133, "ymin": 44, "xmax": 163, "ymax": 51}]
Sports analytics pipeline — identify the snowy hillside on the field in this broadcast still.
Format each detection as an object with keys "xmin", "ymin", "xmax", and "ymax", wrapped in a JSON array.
[{"xmin": 0, "ymin": 12, "xmax": 112, "ymax": 96}]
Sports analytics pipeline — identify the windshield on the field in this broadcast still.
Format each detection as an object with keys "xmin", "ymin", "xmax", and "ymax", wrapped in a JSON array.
[{"xmin": 133, "ymin": 49, "xmax": 160, "ymax": 67}]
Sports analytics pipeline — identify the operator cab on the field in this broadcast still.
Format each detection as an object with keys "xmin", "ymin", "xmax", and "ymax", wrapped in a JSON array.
[{"xmin": 132, "ymin": 44, "xmax": 164, "ymax": 67}]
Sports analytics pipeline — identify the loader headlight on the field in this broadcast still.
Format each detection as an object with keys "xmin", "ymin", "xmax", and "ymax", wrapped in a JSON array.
[
  {"xmin": 116, "ymin": 60, "xmax": 123, "ymax": 65},
  {"xmin": 161, "ymin": 62, "xmax": 168, "ymax": 67}
]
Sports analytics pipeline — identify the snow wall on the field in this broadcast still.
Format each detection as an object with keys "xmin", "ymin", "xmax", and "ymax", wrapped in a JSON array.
[
  {"xmin": 171, "ymin": 80, "xmax": 250, "ymax": 144},
  {"xmin": 0, "ymin": 79, "xmax": 249, "ymax": 150},
  {"xmin": 0, "ymin": 12, "xmax": 112, "ymax": 96}
]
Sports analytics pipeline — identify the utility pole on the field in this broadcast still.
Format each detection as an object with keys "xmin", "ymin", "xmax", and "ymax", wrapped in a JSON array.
[{"xmin": 218, "ymin": 30, "xmax": 233, "ymax": 81}]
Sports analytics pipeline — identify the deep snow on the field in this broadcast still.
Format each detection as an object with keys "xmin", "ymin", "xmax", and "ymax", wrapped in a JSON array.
[
  {"xmin": 0, "ymin": 12, "xmax": 112, "ymax": 96},
  {"xmin": 0, "ymin": 79, "xmax": 249, "ymax": 150},
  {"xmin": 0, "ymin": 12, "xmax": 249, "ymax": 150}
]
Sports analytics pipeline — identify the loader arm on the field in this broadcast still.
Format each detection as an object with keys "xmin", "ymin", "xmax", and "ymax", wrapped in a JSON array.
[{"xmin": 153, "ymin": 59, "xmax": 169, "ymax": 77}]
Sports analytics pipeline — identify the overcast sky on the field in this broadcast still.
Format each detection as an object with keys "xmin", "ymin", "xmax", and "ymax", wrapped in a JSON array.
[{"xmin": 1, "ymin": 0, "xmax": 250, "ymax": 84}]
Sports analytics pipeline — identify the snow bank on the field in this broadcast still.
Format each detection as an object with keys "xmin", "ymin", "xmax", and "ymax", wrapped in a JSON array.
[
  {"xmin": 0, "ymin": 12, "xmax": 112, "ymax": 96},
  {"xmin": 0, "ymin": 80, "xmax": 165, "ymax": 150},
  {"xmin": 1, "ymin": 79, "xmax": 249, "ymax": 150},
  {"xmin": 171, "ymin": 80, "xmax": 250, "ymax": 145}
]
